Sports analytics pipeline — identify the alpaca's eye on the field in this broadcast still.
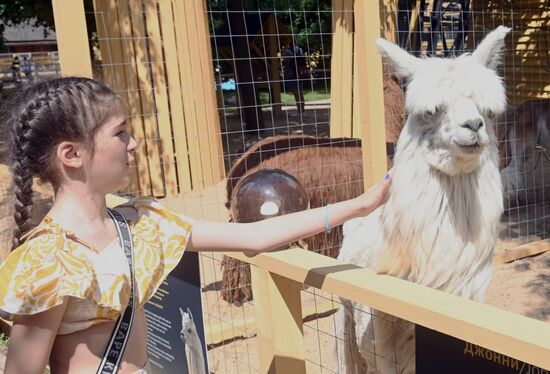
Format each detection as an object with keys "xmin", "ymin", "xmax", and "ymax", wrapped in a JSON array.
[{"xmin": 422, "ymin": 108, "xmax": 438, "ymax": 122}]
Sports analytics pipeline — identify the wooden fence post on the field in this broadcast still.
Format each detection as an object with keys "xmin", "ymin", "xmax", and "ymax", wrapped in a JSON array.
[
  {"xmin": 52, "ymin": 0, "xmax": 92, "ymax": 78},
  {"xmin": 251, "ymin": 267, "xmax": 306, "ymax": 374},
  {"xmin": 354, "ymin": 0, "xmax": 388, "ymax": 186},
  {"xmin": 330, "ymin": 0, "xmax": 354, "ymax": 138}
]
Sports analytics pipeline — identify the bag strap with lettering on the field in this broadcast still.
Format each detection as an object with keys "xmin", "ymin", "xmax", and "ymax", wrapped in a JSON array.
[{"xmin": 97, "ymin": 209, "xmax": 135, "ymax": 374}]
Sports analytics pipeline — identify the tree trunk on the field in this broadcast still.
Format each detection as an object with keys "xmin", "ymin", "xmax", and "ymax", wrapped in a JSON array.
[{"xmin": 228, "ymin": 0, "xmax": 264, "ymax": 132}]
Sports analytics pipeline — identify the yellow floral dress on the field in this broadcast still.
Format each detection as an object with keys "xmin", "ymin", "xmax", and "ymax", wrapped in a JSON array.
[{"xmin": 0, "ymin": 198, "xmax": 193, "ymax": 334}]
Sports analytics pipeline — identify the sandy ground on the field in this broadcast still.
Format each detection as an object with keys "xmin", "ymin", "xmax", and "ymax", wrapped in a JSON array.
[{"xmin": 0, "ymin": 107, "xmax": 549, "ymax": 373}]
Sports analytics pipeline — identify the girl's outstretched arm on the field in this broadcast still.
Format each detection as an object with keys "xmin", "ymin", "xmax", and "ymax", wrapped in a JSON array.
[
  {"xmin": 4, "ymin": 298, "xmax": 68, "ymax": 374},
  {"xmin": 188, "ymin": 174, "xmax": 391, "ymax": 253}
]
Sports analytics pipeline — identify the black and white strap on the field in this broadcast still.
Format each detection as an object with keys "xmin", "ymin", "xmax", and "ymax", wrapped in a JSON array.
[{"xmin": 96, "ymin": 209, "xmax": 135, "ymax": 374}]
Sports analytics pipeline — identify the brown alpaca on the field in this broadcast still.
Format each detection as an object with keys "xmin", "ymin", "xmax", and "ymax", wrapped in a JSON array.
[
  {"xmin": 499, "ymin": 100, "xmax": 550, "ymax": 208},
  {"xmin": 222, "ymin": 135, "xmax": 363, "ymax": 305}
]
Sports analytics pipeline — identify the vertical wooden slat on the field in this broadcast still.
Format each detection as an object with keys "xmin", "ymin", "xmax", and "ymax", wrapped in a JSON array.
[
  {"xmin": 52, "ymin": 0, "xmax": 92, "ymax": 78},
  {"xmin": 330, "ymin": 0, "xmax": 354, "ymax": 138},
  {"xmin": 173, "ymin": 0, "xmax": 224, "ymax": 190},
  {"xmin": 352, "ymin": 30, "xmax": 361, "ymax": 138},
  {"xmin": 341, "ymin": 0, "xmax": 354, "ymax": 137},
  {"xmin": 194, "ymin": 0, "xmax": 225, "ymax": 184},
  {"xmin": 143, "ymin": 1, "xmax": 178, "ymax": 196},
  {"xmin": 267, "ymin": 15, "xmax": 282, "ymax": 113},
  {"xmin": 93, "ymin": 0, "xmax": 140, "ymax": 193},
  {"xmin": 129, "ymin": 0, "xmax": 166, "ymax": 197},
  {"xmin": 330, "ymin": 0, "xmax": 344, "ymax": 137},
  {"xmin": 158, "ymin": 0, "xmax": 193, "ymax": 192},
  {"xmin": 408, "ymin": 0, "xmax": 421, "ymax": 52},
  {"xmin": 379, "ymin": 0, "xmax": 398, "ymax": 43},
  {"xmin": 117, "ymin": 0, "xmax": 153, "ymax": 196},
  {"xmin": 251, "ymin": 267, "xmax": 306, "ymax": 374},
  {"xmin": 184, "ymin": 0, "xmax": 213, "ymax": 186},
  {"xmin": 173, "ymin": 0, "xmax": 205, "ymax": 188},
  {"xmin": 354, "ymin": 0, "xmax": 387, "ymax": 186}
]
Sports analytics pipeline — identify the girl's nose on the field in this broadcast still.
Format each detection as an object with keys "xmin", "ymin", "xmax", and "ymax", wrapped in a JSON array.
[{"xmin": 128, "ymin": 135, "xmax": 138, "ymax": 152}]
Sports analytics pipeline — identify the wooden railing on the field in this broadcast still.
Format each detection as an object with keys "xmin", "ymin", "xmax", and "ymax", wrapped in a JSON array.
[{"xmin": 224, "ymin": 248, "xmax": 550, "ymax": 373}]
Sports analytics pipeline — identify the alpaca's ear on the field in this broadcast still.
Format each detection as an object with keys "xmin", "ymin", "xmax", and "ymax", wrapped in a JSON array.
[
  {"xmin": 472, "ymin": 26, "xmax": 511, "ymax": 70},
  {"xmin": 375, "ymin": 38, "xmax": 421, "ymax": 81},
  {"xmin": 187, "ymin": 307, "xmax": 194, "ymax": 321},
  {"xmin": 179, "ymin": 307, "xmax": 185, "ymax": 317}
]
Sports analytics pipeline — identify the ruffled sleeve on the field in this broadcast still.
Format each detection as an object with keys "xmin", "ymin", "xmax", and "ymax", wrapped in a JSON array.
[
  {"xmin": 0, "ymin": 230, "xmax": 97, "ymax": 317},
  {"xmin": 119, "ymin": 197, "xmax": 193, "ymax": 305}
]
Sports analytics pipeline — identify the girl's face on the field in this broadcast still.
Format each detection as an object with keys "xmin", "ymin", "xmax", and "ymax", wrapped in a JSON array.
[{"xmin": 85, "ymin": 110, "xmax": 137, "ymax": 194}]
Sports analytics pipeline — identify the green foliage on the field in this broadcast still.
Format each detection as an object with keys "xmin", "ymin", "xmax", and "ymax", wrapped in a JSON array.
[
  {"xmin": 208, "ymin": 0, "xmax": 332, "ymax": 53},
  {"xmin": 0, "ymin": 1, "xmax": 54, "ymax": 29},
  {"xmin": 0, "ymin": 332, "xmax": 8, "ymax": 350},
  {"xmin": 0, "ymin": 0, "xmax": 56, "ymax": 49}
]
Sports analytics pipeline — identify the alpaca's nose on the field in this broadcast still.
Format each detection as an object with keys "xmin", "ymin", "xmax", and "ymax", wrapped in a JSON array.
[{"xmin": 460, "ymin": 119, "xmax": 484, "ymax": 132}]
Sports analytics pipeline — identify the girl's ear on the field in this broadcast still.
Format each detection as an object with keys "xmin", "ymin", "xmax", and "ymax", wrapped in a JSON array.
[{"xmin": 56, "ymin": 141, "xmax": 85, "ymax": 169}]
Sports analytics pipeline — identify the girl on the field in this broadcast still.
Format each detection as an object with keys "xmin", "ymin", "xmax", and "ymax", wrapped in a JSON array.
[{"xmin": 0, "ymin": 77, "xmax": 390, "ymax": 373}]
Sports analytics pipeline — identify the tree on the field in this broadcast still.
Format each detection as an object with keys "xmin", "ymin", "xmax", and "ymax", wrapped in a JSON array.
[
  {"xmin": 0, "ymin": 1, "xmax": 54, "ymax": 49},
  {"xmin": 209, "ymin": 0, "xmax": 332, "ymax": 53},
  {"xmin": 0, "ymin": 0, "xmax": 97, "ymax": 50}
]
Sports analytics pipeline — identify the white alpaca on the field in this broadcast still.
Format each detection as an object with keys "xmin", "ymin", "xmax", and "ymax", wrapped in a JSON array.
[
  {"xmin": 336, "ymin": 26, "xmax": 510, "ymax": 374},
  {"xmin": 180, "ymin": 307, "xmax": 207, "ymax": 374}
]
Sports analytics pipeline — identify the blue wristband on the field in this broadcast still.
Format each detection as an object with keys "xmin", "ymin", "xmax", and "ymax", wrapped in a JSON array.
[{"xmin": 325, "ymin": 204, "xmax": 332, "ymax": 234}]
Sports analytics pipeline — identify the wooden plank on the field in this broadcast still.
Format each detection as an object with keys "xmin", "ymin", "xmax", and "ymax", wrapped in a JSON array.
[
  {"xmin": 354, "ymin": 0, "xmax": 388, "ymax": 186},
  {"xmin": 251, "ymin": 268, "xmax": 306, "ymax": 374},
  {"xmin": 190, "ymin": 0, "xmax": 225, "ymax": 187},
  {"xmin": 408, "ymin": 0, "xmax": 421, "ymax": 51},
  {"xmin": 379, "ymin": 0, "xmax": 398, "ymax": 43},
  {"xmin": 352, "ymin": 31, "xmax": 361, "ymax": 138},
  {"xmin": 93, "ymin": 0, "xmax": 140, "ymax": 193},
  {"xmin": 143, "ymin": 1, "xmax": 178, "ymax": 196},
  {"xmin": 51, "ymin": 0, "xmax": 92, "ymax": 78},
  {"xmin": 195, "ymin": 0, "xmax": 225, "ymax": 184},
  {"xmin": 330, "ymin": 0, "xmax": 344, "ymax": 137},
  {"xmin": 172, "ymin": 0, "xmax": 204, "ymax": 189},
  {"xmin": 183, "ymin": 0, "xmax": 211, "ymax": 187},
  {"xmin": 129, "ymin": 0, "xmax": 166, "ymax": 197},
  {"xmin": 493, "ymin": 239, "xmax": 550, "ymax": 265},
  {"xmin": 158, "ymin": 0, "xmax": 193, "ymax": 192},
  {"xmin": 226, "ymin": 248, "xmax": 550, "ymax": 370},
  {"xmin": 116, "ymin": 0, "xmax": 153, "ymax": 196},
  {"xmin": 340, "ymin": 0, "xmax": 354, "ymax": 137},
  {"xmin": 266, "ymin": 15, "xmax": 282, "ymax": 113}
]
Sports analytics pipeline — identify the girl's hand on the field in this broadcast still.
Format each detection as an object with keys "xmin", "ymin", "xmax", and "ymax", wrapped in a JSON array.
[{"xmin": 355, "ymin": 172, "xmax": 392, "ymax": 216}]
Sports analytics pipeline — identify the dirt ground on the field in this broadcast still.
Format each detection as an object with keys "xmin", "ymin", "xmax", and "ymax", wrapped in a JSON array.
[{"xmin": 0, "ymin": 106, "xmax": 549, "ymax": 373}]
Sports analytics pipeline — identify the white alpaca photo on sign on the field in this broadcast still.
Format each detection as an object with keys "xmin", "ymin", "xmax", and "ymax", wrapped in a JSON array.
[
  {"xmin": 335, "ymin": 26, "xmax": 511, "ymax": 374},
  {"xmin": 180, "ymin": 307, "xmax": 207, "ymax": 374}
]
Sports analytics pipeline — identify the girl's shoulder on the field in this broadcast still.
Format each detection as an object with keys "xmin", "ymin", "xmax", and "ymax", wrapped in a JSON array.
[{"xmin": 0, "ymin": 219, "xmax": 97, "ymax": 317}]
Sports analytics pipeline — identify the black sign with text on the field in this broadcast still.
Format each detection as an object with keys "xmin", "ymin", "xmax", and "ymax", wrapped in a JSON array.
[
  {"xmin": 144, "ymin": 251, "xmax": 209, "ymax": 373},
  {"xmin": 416, "ymin": 325, "xmax": 547, "ymax": 373}
]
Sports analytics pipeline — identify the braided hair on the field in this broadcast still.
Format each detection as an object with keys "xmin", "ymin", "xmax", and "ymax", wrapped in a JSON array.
[{"xmin": 6, "ymin": 77, "xmax": 119, "ymax": 249}]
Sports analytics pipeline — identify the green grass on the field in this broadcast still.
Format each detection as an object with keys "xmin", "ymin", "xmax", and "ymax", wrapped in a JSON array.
[
  {"xmin": 259, "ymin": 89, "xmax": 330, "ymax": 105},
  {"xmin": 222, "ymin": 89, "xmax": 330, "ymax": 108},
  {"xmin": 0, "ymin": 332, "xmax": 8, "ymax": 350}
]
